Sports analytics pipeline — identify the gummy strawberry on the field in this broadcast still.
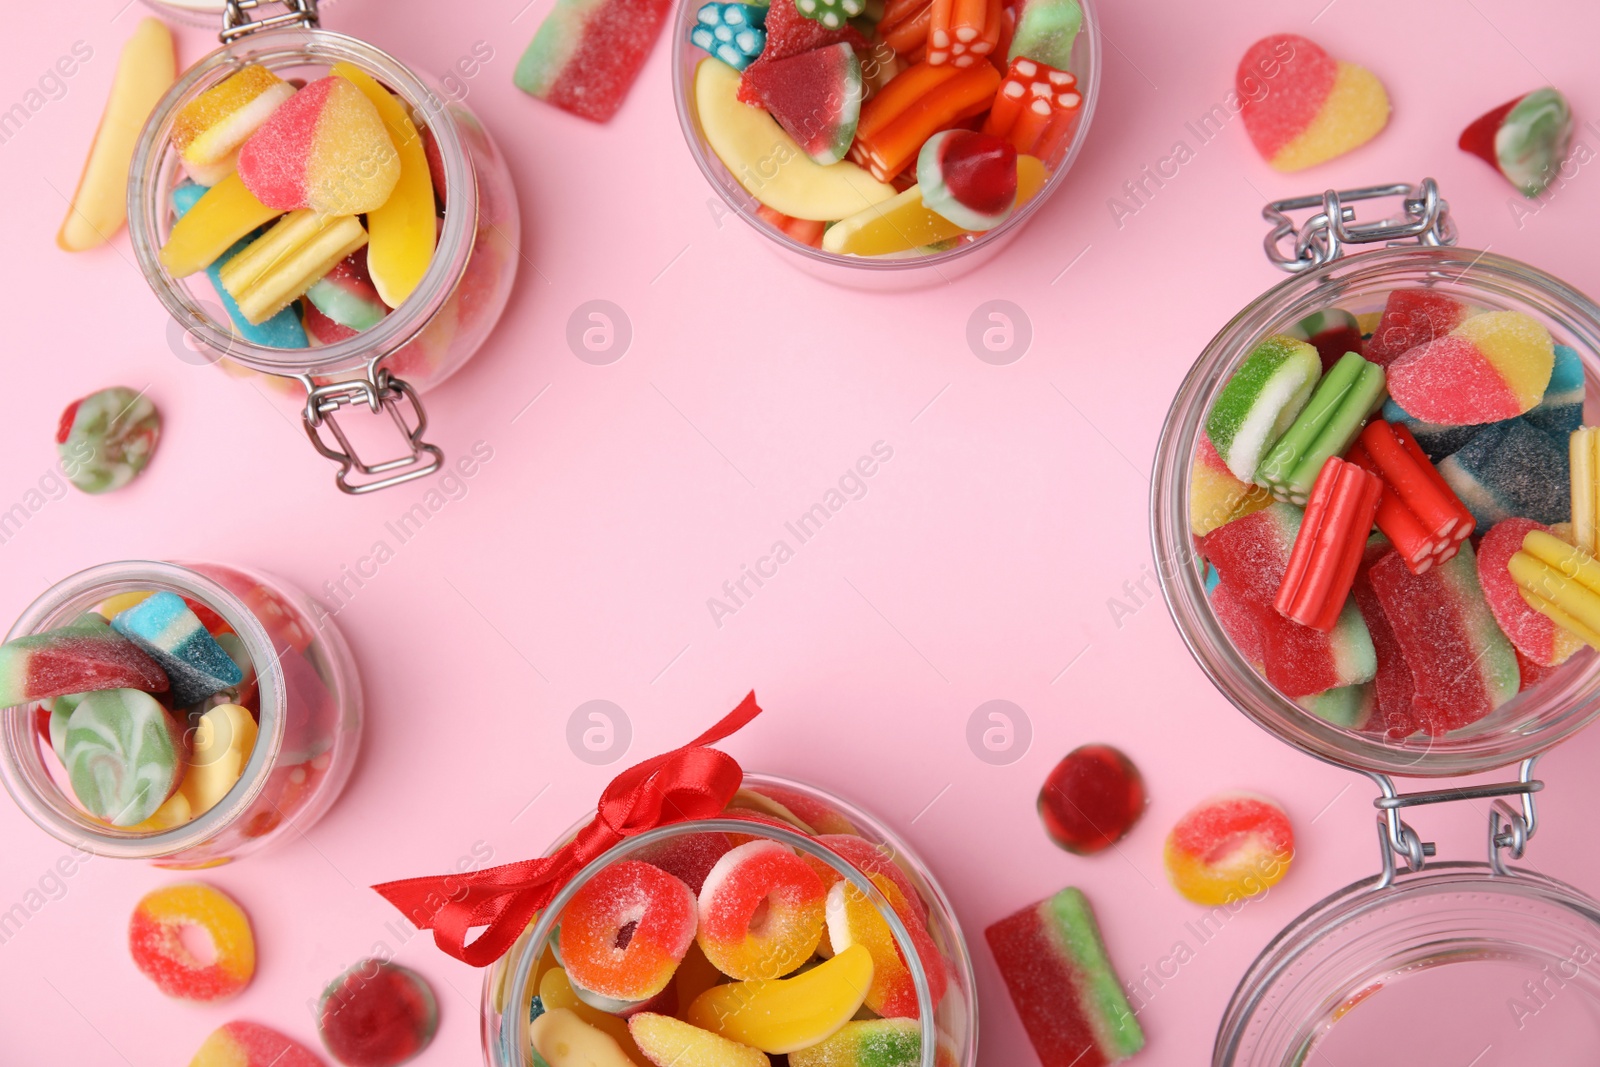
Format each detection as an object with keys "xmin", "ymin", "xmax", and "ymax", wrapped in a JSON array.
[{"xmin": 741, "ymin": 42, "xmax": 863, "ymax": 165}]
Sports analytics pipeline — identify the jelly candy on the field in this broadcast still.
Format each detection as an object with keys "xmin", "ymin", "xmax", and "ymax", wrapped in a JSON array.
[
  {"xmin": 1237, "ymin": 34, "xmax": 1389, "ymax": 172},
  {"xmin": 1525, "ymin": 343, "xmax": 1584, "ymax": 439},
  {"xmin": 307, "ymin": 248, "xmax": 389, "ymax": 332},
  {"xmin": 171, "ymin": 65, "xmax": 295, "ymax": 185},
  {"xmin": 823, "ymin": 154, "xmax": 1047, "ymax": 257},
  {"xmin": 824, "ymin": 872, "xmax": 946, "ymax": 1017},
  {"xmin": 1204, "ymin": 335, "xmax": 1322, "ymax": 482},
  {"xmin": 1036, "ymin": 744, "xmax": 1146, "ymax": 855},
  {"xmin": 741, "ymin": 0, "xmax": 867, "ymax": 103},
  {"xmin": 1478, "ymin": 519, "xmax": 1583, "ymax": 667},
  {"xmin": 530, "ymin": 1008, "xmax": 638, "ymax": 1067},
  {"xmin": 0, "ymin": 620, "xmax": 166, "ymax": 708},
  {"xmin": 1438, "ymin": 418, "xmax": 1570, "ymax": 527},
  {"xmin": 1386, "ymin": 311, "xmax": 1555, "ymax": 426},
  {"xmin": 129, "ymin": 882, "xmax": 255, "ymax": 1001},
  {"xmin": 629, "ymin": 1013, "xmax": 771, "ymax": 1067},
  {"xmin": 741, "ymin": 43, "xmax": 863, "ymax": 166},
  {"xmin": 1377, "ymin": 396, "xmax": 1482, "ymax": 462},
  {"xmin": 1364, "ymin": 290, "xmax": 1477, "ymax": 368},
  {"xmin": 58, "ymin": 19, "xmax": 175, "ymax": 252},
  {"xmin": 795, "ymin": 0, "xmax": 865, "ymax": 31},
  {"xmin": 1348, "ymin": 421, "xmax": 1475, "ymax": 572},
  {"xmin": 1189, "ymin": 434, "xmax": 1273, "ymax": 537},
  {"xmin": 981, "ymin": 58, "xmax": 1082, "ymax": 161},
  {"xmin": 1287, "ymin": 307, "xmax": 1365, "ymax": 372},
  {"xmin": 514, "ymin": 0, "xmax": 677, "ymax": 123},
  {"xmin": 1573, "ymin": 426, "xmax": 1600, "ymax": 555},
  {"xmin": 1297, "ymin": 683, "xmax": 1374, "ymax": 730},
  {"xmin": 219, "ymin": 210, "xmax": 370, "ymax": 326},
  {"xmin": 190, "ymin": 1022, "xmax": 322, "ymax": 1067},
  {"xmin": 984, "ymin": 887, "xmax": 1144, "ymax": 1067},
  {"xmin": 330, "ymin": 63, "xmax": 438, "ymax": 308},
  {"xmin": 1509, "ymin": 530, "xmax": 1600, "ymax": 650},
  {"xmin": 539, "ymin": 967, "xmax": 649, "ymax": 1062},
  {"xmin": 696, "ymin": 60, "xmax": 895, "ymax": 221},
  {"xmin": 756, "ymin": 204, "xmax": 828, "ymax": 248},
  {"xmin": 180, "ymin": 704, "xmax": 258, "ymax": 815},
  {"xmin": 1163, "ymin": 794, "xmax": 1293, "ymax": 905},
  {"xmin": 559, "ymin": 860, "xmax": 697, "ymax": 1009},
  {"xmin": 804, "ymin": 833, "xmax": 929, "ymax": 923},
  {"xmin": 672, "ymin": 941, "xmax": 726, "ymax": 1013},
  {"xmin": 850, "ymin": 61, "xmax": 1002, "ymax": 181},
  {"xmin": 916, "ymin": 130, "xmax": 1017, "ymax": 232},
  {"xmin": 632, "ymin": 831, "xmax": 734, "ymax": 894},
  {"xmin": 172, "ymin": 181, "xmax": 310, "ymax": 349},
  {"xmin": 878, "ymin": 0, "xmax": 932, "ymax": 62},
  {"xmin": 238, "ymin": 76, "xmax": 400, "ymax": 215},
  {"xmin": 57, "ymin": 386, "xmax": 162, "ymax": 494},
  {"xmin": 131, "ymin": 788, "xmax": 193, "ymax": 833},
  {"xmin": 698, "ymin": 839, "xmax": 825, "ymax": 980},
  {"xmin": 1006, "ymin": 0, "xmax": 1080, "ymax": 69},
  {"xmin": 789, "ymin": 1019, "xmax": 941, "ymax": 1067},
  {"xmin": 318, "ymin": 959, "xmax": 438, "ymax": 1067},
  {"xmin": 1460, "ymin": 87, "xmax": 1574, "ymax": 197},
  {"xmin": 1367, "ymin": 542, "xmax": 1519, "ymax": 734},
  {"xmin": 1275, "ymin": 458, "xmax": 1383, "ymax": 631},
  {"xmin": 686, "ymin": 942, "xmax": 873, "ymax": 1054},
  {"xmin": 64, "ymin": 689, "xmax": 188, "ymax": 826},
  {"xmin": 1255, "ymin": 352, "xmax": 1386, "ymax": 504},
  {"xmin": 1210, "ymin": 578, "xmax": 1265, "ymax": 667},
  {"xmin": 112, "ymin": 591, "xmax": 243, "ymax": 706},
  {"xmin": 159, "ymin": 172, "xmax": 283, "ymax": 278},
  {"xmin": 691, "ymin": 3, "xmax": 768, "ymax": 72},
  {"xmin": 926, "ymin": 0, "xmax": 1000, "ymax": 67},
  {"xmin": 1351, "ymin": 538, "xmax": 1419, "ymax": 739}
]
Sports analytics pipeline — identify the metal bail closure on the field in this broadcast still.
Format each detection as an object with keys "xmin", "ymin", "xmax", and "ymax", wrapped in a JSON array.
[
  {"xmin": 221, "ymin": 0, "xmax": 320, "ymax": 42},
  {"xmin": 1263, "ymin": 178, "xmax": 1459, "ymax": 274},
  {"xmin": 1366, "ymin": 757, "xmax": 1543, "ymax": 888},
  {"xmin": 302, "ymin": 369, "xmax": 444, "ymax": 495}
]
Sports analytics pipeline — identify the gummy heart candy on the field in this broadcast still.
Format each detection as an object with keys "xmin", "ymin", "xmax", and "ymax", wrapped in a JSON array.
[
  {"xmin": 741, "ymin": 42, "xmax": 863, "ymax": 166},
  {"xmin": 698, "ymin": 839, "xmax": 826, "ymax": 980},
  {"xmin": 1478, "ymin": 519, "xmax": 1583, "ymax": 668},
  {"xmin": 739, "ymin": 0, "xmax": 868, "ymax": 105},
  {"xmin": 917, "ymin": 130, "xmax": 1018, "ymax": 232},
  {"xmin": 57, "ymin": 386, "xmax": 162, "ymax": 494},
  {"xmin": 112, "ymin": 591, "xmax": 243, "ymax": 706},
  {"xmin": 65, "ymin": 689, "xmax": 188, "ymax": 826},
  {"xmin": 1164, "ymin": 793, "xmax": 1293, "ymax": 905},
  {"xmin": 687, "ymin": 943, "xmax": 873, "ymax": 1054},
  {"xmin": 190, "ymin": 1022, "xmax": 322, "ymax": 1067},
  {"xmin": 690, "ymin": 3, "xmax": 767, "ymax": 71},
  {"xmin": 1036, "ymin": 744, "xmax": 1146, "ymax": 855},
  {"xmin": 1460, "ymin": 87, "xmax": 1574, "ymax": 197},
  {"xmin": 0, "ymin": 619, "xmax": 166, "ymax": 708},
  {"xmin": 1237, "ymin": 34, "xmax": 1389, "ymax": 171},
  {"xmin": 237, "ymin": 75, "xmax": 400, "ymax": 216},
  {"xmin": 514, "ymin": 0, "xmax": 678, "ymax": 122},
  {"xmin": 628, "ymin": 1013, "xmax": 770, "ymax": 1067},
  {"xmin": 171, "ymin": 64, "xmax": 295, "ymax": 185},
  {"xmin": 318, "ymin": 959, "xmax": 438, "ymax": 1067},
  {"xmin": 1364, "ymin": 290, "xmax": 1478, "ymax": 368},
  {"xmin": 129, "ymin": 883, "xmax": 255, "ymax": 1001},
  {"xmin": 1387, "ymin": 311, "xmax": 1555, "ymax": 426},
  {"xmin": 559, "ymin": 860, "xmax": 697, "ymax": 1007},
  {"xmin": 1205, "ymin": 335, "xmax": 1322, "ymax": 482},
  {"xmin": 985, "ymin": 887, "xmax": 1144, "ymax": 1067}
]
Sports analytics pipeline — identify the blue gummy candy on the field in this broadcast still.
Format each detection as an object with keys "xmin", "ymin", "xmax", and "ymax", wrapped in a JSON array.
[
  {"xmin": 690, "ymin": 2, "xmax": 768, "ymax": 71},
  {"xmin": 1380, "ymin": 396, "xmax": 1485, "ymax": 462},
  {"xmin": 1438, "ymin": 418, "xmax": 1570, "ymax": 528},
  {"xmin": 111, "ymin": 591, "xmax": 244, "ymax": 706},
  {"xmin": 171, "ymin": 182, "xmax": 308, "ymax": 350},
  {"xmin": 1524, "ymin": 343, "xmax": 1584, "ymax": 438}
]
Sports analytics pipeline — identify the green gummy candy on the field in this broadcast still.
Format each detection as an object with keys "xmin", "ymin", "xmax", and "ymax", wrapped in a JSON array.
[
  {"xmin": 1500, "ymin": 88, "xmax": 1574, "ymax": 197},
  {"xmin": 1256, "ymin": 352, "xmax": 1387, "ymax": 504},
  {"xmin": 1008, "ymin": 0, "xmax": 1083, "ymax": 70},
  {"xmin": 1041, "ymin": 887, "xmax": 1145, "ymax": 1058},
  {"xmin": 1205, "ymin": 335, "xmax": 1322, "ymax": 482}
]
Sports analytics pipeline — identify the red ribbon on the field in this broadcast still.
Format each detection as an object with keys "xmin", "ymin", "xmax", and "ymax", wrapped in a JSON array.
[{"xmin": 372, "ymin": 692, "xmax": 762, "ymax": 967}]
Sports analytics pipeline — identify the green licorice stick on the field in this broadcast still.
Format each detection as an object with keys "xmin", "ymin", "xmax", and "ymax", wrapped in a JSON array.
[{"xmin": 1257, "ymin": 352, "xmax": 1387, "ymax": 504}]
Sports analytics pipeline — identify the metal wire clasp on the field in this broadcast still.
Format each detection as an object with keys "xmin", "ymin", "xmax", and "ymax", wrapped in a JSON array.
[
  {"xmin": 221, "ymin": 0, "xmax": 320, "ymax": 42},
  {"xmin": 302, "ymin": 369, "xmax": 444, "ymax": 495},
  {"xmin": 1263, "ymin": 179, "xmax": 1458, "ymax": 274},
  {"xmin": 1367, "ymin": 758, "xmax": 1542, "ymax": 888}
]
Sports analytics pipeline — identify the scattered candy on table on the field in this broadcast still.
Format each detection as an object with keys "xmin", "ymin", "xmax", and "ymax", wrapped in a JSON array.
[
  {"xmin": 515, "ymin": 0, "xmax": 678, "ymax": 122},
  {"xmin": 1459, "ymin": 87, "xmax": 1575, "ymax": 197},
  {"xmin": 57, "ymin": 386, "xmax": 162, "ymax": 494},
  {"xmin": 1036, "ymin": 744, "xmax": 1146, "ymax": 855},
  {"xmin": 318, "ymin": 959, "xmax": 438, "ymax": 1067},
  {"xmin": 1237, "ymin": 34, "xmax": 1389, "ymax": 172},
  {"xmin": 1163, "ymin": 794, "xmax": 1294, "ymax": 905},
  {"xmin": 189, "ymin": 1021, "xmax": 323, "ymax": 1067},
  {"xmin": 129, "ymin": 882, "xmax": 256, "ymax": 1001}
]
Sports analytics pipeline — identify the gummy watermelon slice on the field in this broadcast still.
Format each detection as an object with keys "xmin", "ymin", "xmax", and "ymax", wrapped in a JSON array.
[
  {"xmin": 737, "ymin": 0, "xmax": 866, "ymax": 106},
  {"xmin": 741, "ymin": 42, "xmax": 863, "ymax": 165}
]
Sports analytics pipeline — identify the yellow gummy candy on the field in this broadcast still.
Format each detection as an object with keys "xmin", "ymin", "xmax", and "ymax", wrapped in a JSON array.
[
  {"xmin": 159, "ymin": 173, "xmax": 282, "ymax": 278},
  {"xmin": 172, "ymin": 64, "xmax": 295, "ymax": 179},
  {"xmin": 674, "ymin": 941, "xmax": 725, "ymax": 1009},
  {"xmin": 628, "ymin": 1013, "xmax": 770, "ymax": 1067},
  {"xmin": 1572, "ymin": 427, "xmax": 1600, "ymax": 556},
  {"xmin": 823, "ymin": 155, "xmax": 1048, "ymax": 257},
  {"xmin": 179, "ymin": 704, "xmax": 257, "ymax": 816},
  {"xmin": 218, "ymin": 210, "xmax": 368, "ymax": 325},
  {"xmin": 1270, "ymin": 62, "xmax": 1389, "ymax": 172},
  {"xmin": 539, "ymin": 968, "xmax": 646, "ymax": 1065},
  {"xmin": 530, "ymin": 1008, "xmax": 639, "ymax": 1067},
  {"xmin": 686, "ymin": 943, "xmax": 873, "ymax": 1055},
  {"xmin": 99, "ymin": 590, "xmax": 154, "ymax": 617},
  {"xmin": 129, "ymin": 788, "xmax": 191, "ymax": 832},
  {"xmin": 330, "ymin": 63, "xmax": 437, "ymax": 309},
  {"xmin": 1511, "ymin": 530, "xmax": 1600, "ymax": 649}
]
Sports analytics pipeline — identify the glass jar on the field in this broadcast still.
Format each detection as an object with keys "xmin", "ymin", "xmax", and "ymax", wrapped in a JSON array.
[
  {"xmin": 0, "ymin": 560, "xmax": 362, "ymax": 868},
  {"xmin": 672, "ymin": 0, "xmax": 1101, "ymax": 288},
  {"xmin": 127, "ymin": 2, "xmax": 520, "ymax": 492},
  {"xmin": 481, "ymin": 774, "xmax": 977, "ymax": 1067}
]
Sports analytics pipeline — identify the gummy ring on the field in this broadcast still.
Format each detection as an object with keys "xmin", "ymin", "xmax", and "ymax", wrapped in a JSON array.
[
  {"xmin": 697, "ymin": 839, "xmax": 827, "ymax": 980},
  {"xmin": 1164, "ymin": 793, "xmax": 1294, "ymax": 906},
  {"xmin": 128, "ymin": 882, "xmax": 255, "ymax": 1001},
  {"xmin": 558, "ymin": 860, "xmax": 697, "ymax": 1007}
]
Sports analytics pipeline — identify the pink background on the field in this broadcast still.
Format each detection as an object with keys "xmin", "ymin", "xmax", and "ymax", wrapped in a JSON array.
[{"xmin": 4, "ymin": 0, "xmax": 1600, "ymax": 1063}]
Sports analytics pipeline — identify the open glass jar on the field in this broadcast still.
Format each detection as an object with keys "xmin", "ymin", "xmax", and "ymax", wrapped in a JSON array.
[
  {"xmin": 0, "ymin": 560, "xmax": 361, "ymax": 868},
  {"xmin": 128, "ymin": 1, "xmax": 520, "ymax": 492},
  {"xmin": 1153, "ymin": 180, "xmax": 1600, "ymax": 1065},
  {"xmin": 481, "ymin": 774, "xmax": 977, "ymax": 1067}
]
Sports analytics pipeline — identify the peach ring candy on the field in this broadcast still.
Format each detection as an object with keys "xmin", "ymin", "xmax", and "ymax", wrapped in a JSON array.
[
  {"xmin": 129, "ymin": 882, "xmax": 255, "ymax": 1001},
  {"xmin": 1037, "ymin": 744, "xmax": 1146, "ymax": 855},
  {"xmin": 318, "ymin": 959, "xmax": 438, "ymax": 1067},
  {"xmin": 1164, "ymin": 793, "xmax": 1294, "ymax": 906},
  {"xmin": 697, "ymin": 839, "xmax": 827, "ymax": 980},
  {"xmin": 803, "ymin": 833, "xmax": 929, "ymax": 923},
  {"xmin": 237, "ymin": 75, "xmax": 400, "ymax": 216},
  {"xmin": 1237, "ymin": 34, "xmax": 1389, "ymax": 172},
  {"xmin": 824, "ymin": 871, "xmax": 947, "ymax": 1018},
  {"xmin": 687, "ymin": 942, "xmax": 874, "ymax": 1054},
  {"xmin": 190, "ymin": 1022, "xmax": 322, "ymax": 1067},
  {"xmin": 558, "ymin": 859, "xmax": 697, "ymax": 1010}
]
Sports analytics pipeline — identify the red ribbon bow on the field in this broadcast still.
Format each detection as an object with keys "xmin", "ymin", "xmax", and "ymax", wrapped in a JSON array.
[{"xmin": 372, "ymin": 692, "xmax": 762, "ymax": 967}]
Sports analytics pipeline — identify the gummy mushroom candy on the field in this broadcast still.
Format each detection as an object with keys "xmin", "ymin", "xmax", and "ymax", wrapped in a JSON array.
[{"xmin": 1460, "ymin": 87, "xmax": 1575, "ymax": 197}]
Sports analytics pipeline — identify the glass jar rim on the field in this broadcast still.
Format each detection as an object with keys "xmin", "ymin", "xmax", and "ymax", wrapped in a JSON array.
[
  {"xmin": 1151, "ymin": 245, "xmax": 1600, "ymax": 778},
  {"xmin": 126, "ymin": 28, "xmax": 479, "ymax": 380},
  {"xmin": 0, "ymin": 560, "xmax": 286, "ymax": 858},
  {"xmin": 669, "ymin": 0, "xmax": 1102, "ymax": 274}
]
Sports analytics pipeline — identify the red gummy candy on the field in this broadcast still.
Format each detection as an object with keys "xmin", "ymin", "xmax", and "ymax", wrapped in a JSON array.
[
  {"xmin": 1364, "ymin": 290, "xmax": 1474, "ymax": 367},
  {"xmin": 632, "ymin": 832, "xmax": 734, "ymax": 894},
  {"xmin": 1350, "ymin": 540, "xmax": 1418, "ymax": 739},
  {"xmin": 1458, "ymin": 97, "xmax": 1521, "ymax": 172},
  {"xmin": 1037, "ymin": 745, "xmax": 1146, "ymax": 855},
  {"xmin": 318, "ymin": 960, "xmax": 438, "ymax": 1067},
  {"xmin": 738, "ymin": 0, "xmax": 867, "ymax": 105}
]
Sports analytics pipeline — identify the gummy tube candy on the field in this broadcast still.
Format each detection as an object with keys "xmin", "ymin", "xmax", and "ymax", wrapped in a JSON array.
[
  {"xmin": 878, "ymin": 0, "xmax": 931, "ymax": 61},
  {"xmin": 1478, "ymin": 519, "xmax": 1583, "ymax": 668},
  {"xmin": 690, "ymin": 2, "xmax": 768, "ymax": 71},
  {"xmin": 849, "ymin": 61, "xmax": 1002, "ymax": 182},
  {"xmin": 1255, "ymin": 352, "xmax": 1386, "ymax": 504},
  {"xmin": 1347, "ymin": 421, "xmax": 1474, "ymax": 573},
  {"xmin": 926, "ymin": 0, "xmax": 1000, "ymax": 67},
  {"xmin": 1571, "ymin": 427, "xmax": 1600, "ymax": 556},
  {"xmin": 1510, "ymin": 530, "xmax": 1600, "ymax": 651},
  {"xmin": 219, "ymin": 211, "xmax": 370, "ymax": 326},
  {"xmin": 981, "ymin": 58, "xmax": 1082, "ymax": 161},
  {"xmin": 1275, "ymin": 458, "xmax": 1382, "ymax": 631}
]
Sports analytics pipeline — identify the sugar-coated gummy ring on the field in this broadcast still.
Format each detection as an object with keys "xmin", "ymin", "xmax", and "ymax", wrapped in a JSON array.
[
  {"xmin": 697, "ymin": 838, "xmax": 827, "ymax": 980},
  {"xmin": 1164, "ymin": 793, "xmax": 1294, "ymax": 906},
  {"xmin": 128, "ymin": 882, "xmax": 255, "ymax": 1001},
  {"xmin": 317, "ymin": 959, "xmax": 439, "ymax": 1067},
  {"xmin": 558, "ymin": 860, "xmax": 698, "ymax": 1004}
]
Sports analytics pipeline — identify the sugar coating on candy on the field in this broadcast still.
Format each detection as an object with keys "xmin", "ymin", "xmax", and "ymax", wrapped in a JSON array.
[
  {"xmin": 65, "ymin": 689, "xmax": 187, "ymax": 826},
  {"xmin": 739, "ymin": 0, "xmax": 868, "ymax": 105},
  {"xmin": 1478, "ymin": 519, "xmax": 1584, "ymax": 668},
  {"xmin": 788, "ymin": 1019, "xmax": 936, "ymax": 1067},
  {"xmin": 1387, "ymin": 311, "xmax": 1555, "ymax": 425},
  {"xmin": 690, "ymin": 2, "xmax": 768, "ymax": 71},
  {"xmin": 1163, "ymin": 793, "xmax": 1293, "ymax": 906},
  {"xmin": 56, "ymin": 386, "xmax": 162, "ymax": 494},
  {"xmin": 741, "ymin": 42, "xmax": 863, "ymax": 166},
  {"xmin": 0, "ymin": 622, "xmax": 166, "ymax": 708},
  {"xmin": 984, "ymin": 886, "xmax": 1144, "ymax": 1067},
  {"xmin": 632, "ymin": 831, "xmax": 735, "ymax": 894},
  {"xmin": 1524, "ymin": 343, "xmax": 1585, "ymax": 438},
  {"xmin": 1206, "ymin": 335, "xmax": 1322, "ymax": 482},
  {"xmin": 514, "ymin": 0, "xmax": 678, "ymax": 122},
  {"xmin": 307, "ymin": 247, "xmax": 389, "ymax": 332},
  {"xmin": 698, "ymin": 839, "xmax": 826, "ymax": 980},
  {"xmin": 1439, "ymin": 418, "xmax": 1570, "ymax": 527},
  {"xmin": 1210, "ymin": 578, "xmax": 1265, "ymax": 666},
  {"xmin": 1351, "ymin": 538, "xmax": 1419, "ymax": 739},
  {"xmin": 825, "ymin": 872, "xmax": 946, "ymax": 1019},
  {"xmin": 237, "ymin": 76, "xmax": 399, "ymax": 215},
  {"xmin": 190, "ymin": 1022, "xmax": 323, "ymax": 1067},
  {"xmin": 1255, "ymin": 352, "xmax": 1386, "ymax": 505},
  {"xmin": 917, "ymin": 130, "xmax": 1018, "ymax": 232},
  {"xmin": 1378, "ymin": 396, "xmax": 1483, "ymax": 462},
  {"xmin": 1238, "ymin": 35, "xmax": 1388, "ymax": 171},
  {"xmin": 628, "ymin": 1012, "xmax": 771, "ymax": 1067},
  {"xmin": 1190, "ymin": 434, "xmax": 1273, "ymax": 537},
  {"xmin": 1297, "ymin": 683, "xmax": 1374, "ymax": 730},
  {"xmin": 1460, "ymin": 88, "xmax": 1575, "ymax": 197},
  {"xmin": 794, "ymin": 0, "xmax": 866, "ymax": 31},
  {"xmin": 172, "ymin": 181, "xmax": 310, "ymax": 349},
  {"xmin": 171, "ymin": 64, "xmax": 295, "ymax": 179},
  {"xmin": 318, "ymin": 959, "xmax": 438, "ymax": 1067},
  {"xmin": 1365, "ymin": 290, "xmax": 1478, "ymax": 368},
  {"xmin": 560, "ymin": 860, "xmax": 697, "ymax": 1004},
  {"xmin": 112, "ymin": 591, "xmax": 243, "ymax": 706},
  {"xmin": 1036, "ymin": 744, "xmax": 1146, "ymax": 855},
  {"xmin": 1007, "ymin": 0, "xmax": 1082, "ymax": 69},
  {"xmin": 1288, "ymin": 307, "xmax": 1365, "ymax": 372},
  {"xmin": 686, "ymin": 943, "xmax": 873, "ymax": 1054},
  {"xmin": 803, "ymin": 834, "xmax": 930, "ymax": 924},
  {"xmin": 129, "ymin": 882, "xmax": 255, "ymax": 1001}
]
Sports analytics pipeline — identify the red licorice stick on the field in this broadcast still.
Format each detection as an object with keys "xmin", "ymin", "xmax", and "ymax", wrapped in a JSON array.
[
  {"xmin": 1347, "ymin": 421, "xmax": 1475, "ymax": 573},
  {"xmin": 1276, "ymin": 457, "xmax": 1383, "ymax": 630}
]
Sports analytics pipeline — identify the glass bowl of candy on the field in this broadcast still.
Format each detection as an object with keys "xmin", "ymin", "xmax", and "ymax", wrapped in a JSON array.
[
  {"xmin": 482, "ymin": 774, "xmax": 977, "ymax": 1067},
  {"xmin": 1152, "ymin": 245, "xmax": 1600, "ymax": 777},
  {"xmin": 0, "ymin": 560, "xmax": 362, "ymax": 866},
  {"xmin": 672, "ymin": 0, "xmax": 1099, "ymax": 284}
]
